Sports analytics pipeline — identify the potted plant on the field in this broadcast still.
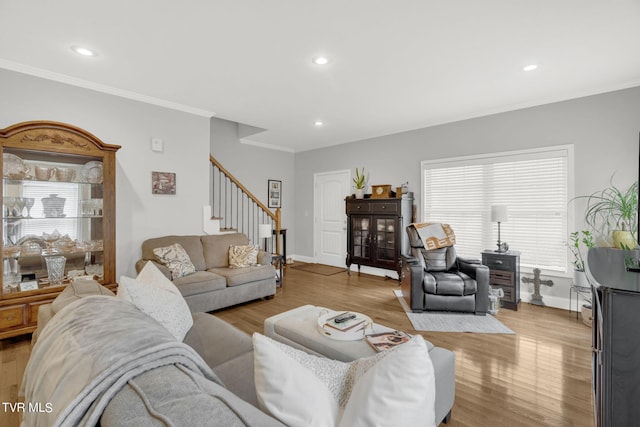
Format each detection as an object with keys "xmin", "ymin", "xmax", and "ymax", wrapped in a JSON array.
[
  {"xmin": 568, "ymin": 230, "xmax": 594, "ymax": 287},
  {"xmin": 573, "ymin": 175, "xmax": 638, "ymax": 249},
  {"xmin": 353, "ymin": 167, "xmax": 367, "ymax": 199}
]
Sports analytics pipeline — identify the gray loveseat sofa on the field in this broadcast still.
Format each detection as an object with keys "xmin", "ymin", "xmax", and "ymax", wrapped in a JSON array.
[{"xmin": 136, "ymin": 233, "xmax": 276, "ymax": 313}]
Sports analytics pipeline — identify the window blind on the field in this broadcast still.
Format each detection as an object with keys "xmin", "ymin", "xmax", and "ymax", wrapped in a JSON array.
[{"xmin": 422, "ymin": 146, "xmax": 571, "ymax": 273}]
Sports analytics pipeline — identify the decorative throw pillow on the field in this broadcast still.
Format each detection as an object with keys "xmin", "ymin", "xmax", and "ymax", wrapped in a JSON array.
[
  {"xmin": 152, "ymin": 243, "xmax": 196, "ymax": 279},
  {"xmin": 228, "ymin": 245, "xmax": 259, "ymax": 268},
  {"xmin": 116, "ymin": 261, "xmax": 193, "ymax": 341},
  {"xmin": 252, "ymin": 333, "xmax": 436, "ymax": 427}
]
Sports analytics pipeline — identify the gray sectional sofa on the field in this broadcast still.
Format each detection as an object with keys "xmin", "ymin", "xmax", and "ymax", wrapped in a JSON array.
[
  {"xmin": 29, "ymin": 281, "xmax": 285, "ymax": 426},
  {"xmin": 136, "ymin": 233, "xmax": 276, "ymax": 312},
  {"xmin": 27, "ymin": 281, "xmax": 456, "ymax": 426}
]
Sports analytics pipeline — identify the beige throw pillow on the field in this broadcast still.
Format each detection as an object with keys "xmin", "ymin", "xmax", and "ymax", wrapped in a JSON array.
[
  {"xmin": 228, "ymin": 245, "xmax": 259, "ymax": 268},
  {"xmin": 153, "ymin": 243, "xmax": 196, "ymax": 279}
]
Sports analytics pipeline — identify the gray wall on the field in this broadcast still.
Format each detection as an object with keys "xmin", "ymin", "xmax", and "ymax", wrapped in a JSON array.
[
  {"xmin": 294, "ymin": 86, "xmax": 640, "ymax": 307},
  {"xmin": 0, "ymin": 69, "xmax": 211, "ymax": 278},
  {"xmin": 209, "ymin": 117, "xmax": 295, "ymax": 246}
]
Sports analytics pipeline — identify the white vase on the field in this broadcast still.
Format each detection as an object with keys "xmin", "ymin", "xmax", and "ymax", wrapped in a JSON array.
[
  {"xmin": 573, "ymin": 269, "xmax": 590, "ymax": 288},
  {"xmin": 355, "ymin": 189, "xmax": 364, "ymax": 199}
]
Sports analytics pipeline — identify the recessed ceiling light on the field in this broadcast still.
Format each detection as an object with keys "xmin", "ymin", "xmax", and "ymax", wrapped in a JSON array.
[
  {"xmin": 314, "ymin": 120, "xmax": 324, "ymax": 127},
  {"xmin": 523, "ymin": 64, "xmax": 538, "ymax": 72},
  {"xmin": 312, "ymin": 56, "xmax": 330, "ymax": 65},
  {"xmin": 71, "ymin": 46, "xmax": 97, "ymax": 57}
]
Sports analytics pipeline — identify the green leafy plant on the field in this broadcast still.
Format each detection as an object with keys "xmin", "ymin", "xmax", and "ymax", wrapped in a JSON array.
[
  {"xmin": 568, "ymin": 230, "xmax": 594, "ymax": 271},
  {"xmin": 572, "ymin": 175, "xmax": 638, "ymax": 244},
  {"xmin": 353, "ymin": 167, "xmax": 367, "ymax": 190}
]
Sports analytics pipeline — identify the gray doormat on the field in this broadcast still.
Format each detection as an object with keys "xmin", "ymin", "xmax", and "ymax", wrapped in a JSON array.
[{"xmin": 394, "ymin": 290, "xmax": 515, "ymax": 334}]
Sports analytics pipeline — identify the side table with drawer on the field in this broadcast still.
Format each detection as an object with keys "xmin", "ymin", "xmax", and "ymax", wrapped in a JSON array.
[{"xmin": 481, "ymin": 250, "xmax": 521, "ymax": 311}]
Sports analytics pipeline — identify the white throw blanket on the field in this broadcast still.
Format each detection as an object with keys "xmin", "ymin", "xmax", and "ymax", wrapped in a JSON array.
[{"xmin": 20, "ymin": 296, "xmax": 222, "ymax": 427}]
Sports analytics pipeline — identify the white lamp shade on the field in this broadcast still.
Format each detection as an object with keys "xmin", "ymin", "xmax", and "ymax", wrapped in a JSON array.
[
  {"xmin": 491, "ymin": 205, "xmax": 508, "ymax": 223},
  {"xmin": 259, "ymin": 224, "xmax": 273, "ymax": 239}
]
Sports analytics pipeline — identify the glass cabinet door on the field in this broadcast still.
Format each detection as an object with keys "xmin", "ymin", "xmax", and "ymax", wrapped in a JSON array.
[
  {"xmin": 2, "ymin": 149, "xmax": 105, "ymax": 295},
  {"xmin": 351, "ymin": 216, "xmax": 370, "ymax": 259},
  {"xmin": 375, "ymin": 217, "xmax": 396, "ymax": 262}
]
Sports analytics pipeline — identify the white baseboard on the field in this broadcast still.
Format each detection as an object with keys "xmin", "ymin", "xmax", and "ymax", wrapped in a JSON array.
[
  {"xmin": 289, "ymin": 255, "xmax": 399, "ymax": 279},
  {"xmin": 519, "ymin": 290, "xmax": 587, "ymax": 313}
]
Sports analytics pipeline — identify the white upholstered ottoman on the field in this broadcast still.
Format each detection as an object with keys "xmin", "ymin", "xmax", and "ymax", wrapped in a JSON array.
[
  {"xmin": 263, "ymin": 305, "xmax": 399, "ymax": 362},
  {"xmin": 263, "ymin": 304, "xmax": 456, "ymax": 424}
]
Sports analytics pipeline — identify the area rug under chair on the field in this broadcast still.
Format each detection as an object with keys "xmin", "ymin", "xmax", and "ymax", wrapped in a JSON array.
[{"xmin": 394, "ymin": 290, "xmax": 515, "ymax": 334}]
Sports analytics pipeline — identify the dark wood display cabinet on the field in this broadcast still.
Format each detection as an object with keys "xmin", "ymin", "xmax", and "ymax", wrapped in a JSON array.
[
  {"xmin": 0, "ymin": 121, "xmax": 120, "ymax": 339},
  {"xmin": 345, "ymin": 193, "xmax": 413, "ymax": 278},
  {"xmin": 481, "ymin": 250, "xmax": 521, "ymax": 310}
]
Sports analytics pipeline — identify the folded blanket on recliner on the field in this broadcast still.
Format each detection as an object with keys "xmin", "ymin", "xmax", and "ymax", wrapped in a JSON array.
[
  {"xmin": 20, "ymin": 296, "xmax": 223, "ymax": 427},
  {"xmin": 412, "ymin": 223, "xmax": 456, "ymax": 250}
]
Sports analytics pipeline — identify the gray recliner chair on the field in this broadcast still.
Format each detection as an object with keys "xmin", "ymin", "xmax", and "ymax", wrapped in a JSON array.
[{"xmin": 401, "ymin": 224, "xmax": 489, "ymax": 315}]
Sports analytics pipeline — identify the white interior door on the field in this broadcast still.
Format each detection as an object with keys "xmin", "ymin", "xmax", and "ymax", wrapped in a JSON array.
[{"xmin": 314, "ymin": 170, "xmax": 350, "ymax": 267}]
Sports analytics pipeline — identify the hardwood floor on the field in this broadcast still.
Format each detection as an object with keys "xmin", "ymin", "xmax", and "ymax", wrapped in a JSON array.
[{"xmin": 0, "ymin": 264, "xmax": 593, "ymax": 427}]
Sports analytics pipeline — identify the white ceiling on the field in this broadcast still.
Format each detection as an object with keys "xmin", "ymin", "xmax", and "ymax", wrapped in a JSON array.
[{"xmin": 1, "ymin": 1, "xmax": 639, "ymax": 152}]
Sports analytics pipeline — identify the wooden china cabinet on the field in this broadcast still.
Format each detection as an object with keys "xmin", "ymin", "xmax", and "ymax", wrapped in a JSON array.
[{"xmin": 0, "ymin": 121, "xmax": 120, "ymax": 339}]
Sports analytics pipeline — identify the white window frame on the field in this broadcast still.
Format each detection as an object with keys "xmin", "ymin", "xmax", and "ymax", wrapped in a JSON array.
[{"xmin": 420, "ymin": 144, "xmax": 575, "ymax": 277}]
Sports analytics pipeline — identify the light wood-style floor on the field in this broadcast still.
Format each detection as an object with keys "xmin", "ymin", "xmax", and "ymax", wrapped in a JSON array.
[{"xmin": 0, "ymin": 264, "xmax": 593, "ymax": 427}]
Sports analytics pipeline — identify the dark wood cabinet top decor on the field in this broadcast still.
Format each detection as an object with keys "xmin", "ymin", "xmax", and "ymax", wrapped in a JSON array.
[
  {"xmin": 346, "ymin": 193, "xmax": 413, "ymax": 278},
  {"xmin": 0, "ymin": 121, "xmax": 120, "ymax": 339}
]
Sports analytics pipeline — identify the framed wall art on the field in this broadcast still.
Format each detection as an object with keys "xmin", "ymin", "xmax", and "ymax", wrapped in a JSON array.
[
  {"xmin": 268, "ymin": 179, "xmax": 281, "ymax": 208},
  {"xmin": 152, "ymin": 171, "xmax": 176, "ymax": 195}
]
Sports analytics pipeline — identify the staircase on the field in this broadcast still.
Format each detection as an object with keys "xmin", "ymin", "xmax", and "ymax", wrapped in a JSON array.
[{"xmin": 209, "ymin": 155, "xmax": 282, "ymax": 255}]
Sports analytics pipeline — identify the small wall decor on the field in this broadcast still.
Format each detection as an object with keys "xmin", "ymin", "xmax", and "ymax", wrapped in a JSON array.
[
  {"xmin": 152, "ymin": 171, "xmax": 176, "ymax": 195},
  {"xmin": 268, "ymin": 179, "xmax": 281, "ymax": 208}
]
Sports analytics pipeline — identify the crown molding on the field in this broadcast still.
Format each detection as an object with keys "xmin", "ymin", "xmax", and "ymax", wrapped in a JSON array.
[
  {"xmin": 0, "ymin": 59, "xmax": 215, "ymax": 118},
  {"xmin": 239, "ymin": 138, "xmax": 295, "ymax": 153}
]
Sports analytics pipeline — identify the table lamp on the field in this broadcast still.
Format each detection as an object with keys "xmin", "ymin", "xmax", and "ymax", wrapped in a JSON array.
[
  {"xmin": 259, "ymin": 223, "xmax": 272, "ymax": 252},
  {"xmin": 491, "ymin": 205, "xmax": 508, "ymax": 252}
]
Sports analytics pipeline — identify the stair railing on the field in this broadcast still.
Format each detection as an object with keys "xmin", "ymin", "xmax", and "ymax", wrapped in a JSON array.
[{"xmin": 209, "ymin": 154, "xmax": 282, "ymax": 255}]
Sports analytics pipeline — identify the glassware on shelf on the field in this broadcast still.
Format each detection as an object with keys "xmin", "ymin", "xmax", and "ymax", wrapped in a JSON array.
[
  {"xmin": 54, "ymin": 167, "xmax": 75, "ymax": 182},
  {"xmin": 14, "ymin": 197, "xmax": 26, "ymax": 218},
  {"xmin": 45, "ymin": 255, "xmax": 66, "ymax": 286},
  {"xmin": 80, "ymin": 161, "xmax": 103, "ymax": 184},
  {"xmin": 3, "ymin": 246, "xmax": 21, "ymax": 291},
  {"xmin": 85, "ymin": 263, "xmax": 103, "ymax": 280},
  {"xmin": 5, "ymin": 222, "xmax": 21, "ymax": 245},
  {"xmin": 3, "ymin": 196, "xmax": 21, "ymax": 218},
  {"xmin": 42, "ymin": 194, "xmax": 66, "ymax": 218},
  {"xmin": 53, "ymin": 238, "xmax": 76, "ymax": 253},
  {"xmin": 82, "ymin": 199, "xmax": 103, "ymax": 216},
  {"xmin": 20, "ymin": 242, "xmax": 42, "ymax": 256},
  {"xmin": 42, "ymin": 229, "xmax": 62, "ymax": 253},
  {"xmin": 24, "ymin": 197, "xmax": 34, "ymax": 218},
  {"xmin": 3, "ymin": 153, "xmax": 30, "ymax": 179},
  {"xmin": 34, "ymin": 165, "xmax": 56, "ymax": 181}
]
